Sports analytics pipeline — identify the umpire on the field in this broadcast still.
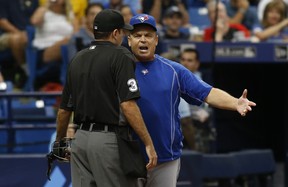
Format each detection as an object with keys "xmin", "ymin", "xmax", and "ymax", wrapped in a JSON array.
[{"xmin": 54, "ymin": 9, "xmax": 157, "ymax": 187}]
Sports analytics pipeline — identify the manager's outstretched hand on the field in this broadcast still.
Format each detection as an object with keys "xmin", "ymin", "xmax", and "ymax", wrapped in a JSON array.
[{"xmin": 237, "ymin": 89, "xmax": 257, "ymax": 116}]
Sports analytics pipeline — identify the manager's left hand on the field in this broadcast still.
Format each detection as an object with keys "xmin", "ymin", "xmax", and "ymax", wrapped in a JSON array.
[{"xmin": 237, "ymin": 89, "xmax": 256, "ymax": 116}]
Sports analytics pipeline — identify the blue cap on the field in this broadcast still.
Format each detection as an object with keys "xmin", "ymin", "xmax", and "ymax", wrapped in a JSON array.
[{"xmin": 129, "ymin": 14, "xmax": 157, "ymax": 31}]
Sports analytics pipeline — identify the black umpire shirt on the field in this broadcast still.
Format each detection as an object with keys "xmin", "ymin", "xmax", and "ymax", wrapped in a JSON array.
[{"xmin": 60, "ymin": 41, "xmax": 140, "ymax": 125}]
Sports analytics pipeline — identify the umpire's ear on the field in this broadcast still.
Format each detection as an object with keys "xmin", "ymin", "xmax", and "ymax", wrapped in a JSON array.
[
  {"xmin": 127, "ymin": 35, "xmax": 131, "ymax": 47},
  {"xmin": 112, "ymin": 29, "xmax": 118, "ymax": 41}
]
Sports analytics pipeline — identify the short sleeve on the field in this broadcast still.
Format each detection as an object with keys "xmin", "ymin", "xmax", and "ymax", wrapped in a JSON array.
[
  {"xmin": 60, "ymin": 64, "xmax": 73, "ymax": 111},
  {"xmin": 113, "ymin": 51, "xmax": 140, "ymax": 103},
  {"xmin": 178, "ymin": 66, "xmax": 212, "ymax": 106}
]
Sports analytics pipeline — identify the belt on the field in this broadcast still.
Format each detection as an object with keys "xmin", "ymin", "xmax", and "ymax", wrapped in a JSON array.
[{"xmin": 78, "ymin": 123, "xmax": 116, "ymax": 132}]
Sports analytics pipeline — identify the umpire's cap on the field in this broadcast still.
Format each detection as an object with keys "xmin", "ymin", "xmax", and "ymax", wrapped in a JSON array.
[{"xmin": 94, "ymin": 9, "xmax": 133, "ymax": 32}]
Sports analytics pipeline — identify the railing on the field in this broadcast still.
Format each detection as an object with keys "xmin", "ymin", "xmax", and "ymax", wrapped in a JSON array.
[{"xmin": 0, "ymin": 91, "xmax": 62, "ymax": 153}]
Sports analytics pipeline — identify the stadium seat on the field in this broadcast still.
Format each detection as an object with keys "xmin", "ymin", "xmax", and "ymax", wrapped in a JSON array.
[
  {"xmin": 13, "ymin": 128, "xmax": 55, "ymax": 153},
  {"xmin": 232, "ymin": 149, "xmax": 276, "ymax": 187},
  {"xmin": 201, "ymin": 153, "xmax": 239, "ymax": 187},
  {"xmin": 0, "ymin": 96, "xmax": 57, "ymax": 153},
  {"xmin": 0, "ymin": 85, "xmax": 58, "ymax": 153},
  {"xmin": 11, "ymin": 98, "xmax": 57, "ymax": 154},
  {"xmin": 187, "ymin": 0, "xmax": 207, "ymax": 7},
  {"xmin": 0, "ymin": 81, "xmax": 14, "ymax": 122},
  {"xmin": 178, "ymin": 151, "xmax": 239, "ymax": 187},
  {"xmin": 60, "ymin": 44, "xmax": 69, "ymax": 85},
  {"xmin": 0, "ymin": 131, "xmax": 8, "ymax": 153},
  {"xmin": 177, "ymin": 150, "xmax": 203, "ymax": 187},
  {"xmin": 189, "ymin": 7, "xmax": 210, "ymax": 30}
]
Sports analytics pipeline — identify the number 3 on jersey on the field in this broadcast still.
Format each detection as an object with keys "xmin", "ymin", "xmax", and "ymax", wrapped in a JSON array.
[{"xmin": 127, "ymin": 79, "xmax": 138, "ymax": 92}]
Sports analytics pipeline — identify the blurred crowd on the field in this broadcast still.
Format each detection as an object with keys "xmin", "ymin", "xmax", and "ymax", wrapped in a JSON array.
[{"xmin": 1, "ymin": 0, "xmax": 288, "ymax": 91}]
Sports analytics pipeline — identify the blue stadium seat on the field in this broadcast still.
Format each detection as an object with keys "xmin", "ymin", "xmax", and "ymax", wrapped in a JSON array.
[
  {"xmin": 11, "ymin": 99, "xmax": 56, "ymax": 154},
  {"xmin": 177, "ymin": 149, "xmax": 276, "ymax": 187},
  {"xmin": 0, "ymin": 131, "xmax": 8, "ymax": 153},
  {"xmin": 0, "ymin": 81, "xmax": 14, "ymax": 122},
  {"xmin": 60, "ymin": 44, "xmax": 69, "ymax": 85},
  {"xmin": 25, "ymin": 26, "xmax": 36, "ymax": 91},
  {"xmin": 189, "ymin": 7, "xmax": 210, "ymax": 30},
  {"xmin": 13, "ymin": 129, "xmax": 55, "ymax": 153},
  {"xmin": 187, "ymin": 0, "xmax": 207, "ymax": 7},
  {"xmin": 232, "ymin": 149, "xmax": 276, "ymax": 187},
  {"xmin": 178, "ymin": 150, "xmax": 203, "ymax": 187},
  {"xmin": 178, "ymin": 151, "xmax": 239, "ymax": 187},
  {"xmin": 201, "ymin": 153, "xmax": 239, "ymax": 186},
  {"xmin": 0, "ymin": 98, "xmax": 57, "ymax": 153},
  {"xmin": 0, "ymin": 99, "xmax": 7, "ymax": 122}
]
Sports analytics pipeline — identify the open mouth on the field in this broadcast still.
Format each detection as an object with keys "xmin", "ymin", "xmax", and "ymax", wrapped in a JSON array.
[{"xmin": 139, "ymin": 46, "xmax": 148, "ymax": 52}]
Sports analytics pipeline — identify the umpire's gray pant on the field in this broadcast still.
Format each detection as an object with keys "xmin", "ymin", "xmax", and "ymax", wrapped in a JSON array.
[{"xmin": 70, "ymin": 129, "xmax": 139, "ymax": 187}]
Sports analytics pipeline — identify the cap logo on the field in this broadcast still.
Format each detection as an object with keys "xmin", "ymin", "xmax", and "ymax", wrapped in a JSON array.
[{"xmin": 137, "ymin": 15, "xmax": 149, "ymax": 23}]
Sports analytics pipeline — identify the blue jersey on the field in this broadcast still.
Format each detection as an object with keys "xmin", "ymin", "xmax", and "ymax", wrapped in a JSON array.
[{"xmin": 135, "ymin": 55, "xmax": 212, "ymax": 163}]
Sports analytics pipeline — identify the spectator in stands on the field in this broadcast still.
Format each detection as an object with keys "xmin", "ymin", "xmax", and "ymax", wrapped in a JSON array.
[
  {"xmin": 70, "ymin": 0, "xmax": 88, "ymax": 31},
  {"xmin": 125, "ymin": 0, "xmax": 143, "ymax": 14},
  {"xmin": 89, "ymin": 0, "xmax": 142, "ymax": 14},
  {"xmin": 97, "ymin": 0, "xmax": 124, "ymax": 14},
  {"xmin": 178, "ymin": 48, "xmax": 215, "ymax": 152},
  {"xmin": 67, "ymin": 3, "xmax": 104, "ymax": 62},
  {"xmin": 39, "ymin": 0, "xmax": 87, "ymax": 32},
  {"xmin": 257, "ymin": 0, "xmax": 288, "ymax": 22},
  {"xmin": 224, "ymin": 0, "xmax": 261, "ymax": 31},
  {"xmin": 120, "ymin": 4, "xmax": 134, "ymax": 50},
  {"xmin": 254, "ymin": 1, "xmax": 288, "ymax": 42},
  {"xmin": 120, "ymin": 4, "xmax": 134, "ymax": 24},
  {"xmin": 204, "ymin": 0, "xmax": 251, "ymax": 42},
  {"xmin": 30, "ymin": 0, "xmax": 75, "ymax": 89},
  {"xmin": 31, "ymin": 0, "xmax": 75, "ymax": 64},
  {"xmin": 0, "ymin": 0, "xmax": 38, "ymax": 88},
  {"xmin": 106, "ymin": 0, "xmax": 124, "ymax": 11},
  {"xmin": 142, "ymin": 0, "xmax": 190, "ymax": 27},
  {"xmin": 0, "ymin": 0, "xmax": 38, "ymax": 64},
  {"xmin": 159, "ymin": 6, "xmax": 191, "ymax": 40}
]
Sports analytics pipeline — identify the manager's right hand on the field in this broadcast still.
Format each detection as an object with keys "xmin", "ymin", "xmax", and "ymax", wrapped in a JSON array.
[{"xmin": 145, "ymin": 145, "xmax": 158, "ymax": 170}]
